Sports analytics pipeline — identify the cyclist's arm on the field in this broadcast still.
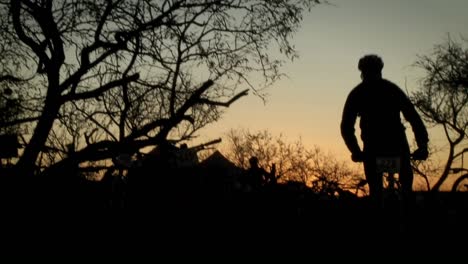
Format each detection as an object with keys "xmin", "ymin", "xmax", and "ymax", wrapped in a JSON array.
[
  {"xmin": 399, "ymin": 89, "xmax": 429, "ymax": 149},
  {"xmin": 340, "ymin": 91, "xmax": 362, "ymax": 155}
]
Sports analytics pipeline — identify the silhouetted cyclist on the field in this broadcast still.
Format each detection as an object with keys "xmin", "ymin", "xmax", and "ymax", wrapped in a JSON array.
[{"xmin": 340, "ymin": 54, "xmax": 429, "ymax": 208}]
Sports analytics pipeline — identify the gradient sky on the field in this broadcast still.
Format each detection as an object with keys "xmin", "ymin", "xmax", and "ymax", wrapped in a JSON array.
[{"xmin": 195, "ymin": 0, "xmax": 468, "ymax": 164}]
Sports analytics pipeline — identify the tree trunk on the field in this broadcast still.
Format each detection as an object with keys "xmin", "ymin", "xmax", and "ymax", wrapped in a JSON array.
[
  {"xmin": 431, "ymin": 147, "xmax": 455, "ymax": 192},
  {"xmin": 15, "ymin": 96, "xmax": 61, "ymax": 177}
]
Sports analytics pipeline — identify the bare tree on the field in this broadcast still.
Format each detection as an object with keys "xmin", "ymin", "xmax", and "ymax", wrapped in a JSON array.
[
  {"xmin": 409, "ymin": 34, "xmax": 468, "ymax": 191},
  {"xmin": 0, "ymin": 0, "xmax": 324, "ymax": 177},
  {"xmin": 224, "ymin": 128, "xmax": 363, "ymax": 195}
]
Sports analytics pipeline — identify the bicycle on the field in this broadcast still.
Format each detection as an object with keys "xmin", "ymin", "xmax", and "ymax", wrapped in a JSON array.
[
  {"xmin": 360, "ymin": 150, "xmax": 428, "ymax": 206},
  {"xmin": 374, "ymin": 154, "xmax": 427, "ymax": 235},
  {"xmin": 375, "ymin": 156, "xmax": 402, "ymax": 208}
]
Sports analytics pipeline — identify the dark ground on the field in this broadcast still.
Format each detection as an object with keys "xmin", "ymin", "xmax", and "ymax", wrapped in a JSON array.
[
  {"xmin": 0, "ymin": 165, "xmax": 467, "ymax": 258},
  {"xmin": 1, "ymin": 184, "xmax": 467, "ymax": 258}
]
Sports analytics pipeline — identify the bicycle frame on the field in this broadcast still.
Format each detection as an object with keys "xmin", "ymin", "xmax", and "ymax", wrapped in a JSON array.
[{"xmin": 376, "ymin": 156, "xmax": 402, "ymax": 207}]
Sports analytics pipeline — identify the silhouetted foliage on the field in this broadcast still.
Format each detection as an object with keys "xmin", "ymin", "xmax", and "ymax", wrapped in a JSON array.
[
  {"xmin": 224, "ymin": 128, "xmax": 363, "ymax": 196},
  {"xmin": 0, "ymin": 0, "xmax": 324, "ymax": 177},
  {"xmin": 410, "ymin": 34, "xmax": 468, "ymax": 191},
  {"xmin": 0, "ymin": 88, "xmax": 21, "ymax": 135},
  {"xmin": 0, "ymin": 87, "xmax": 24, "ymax": 163}
]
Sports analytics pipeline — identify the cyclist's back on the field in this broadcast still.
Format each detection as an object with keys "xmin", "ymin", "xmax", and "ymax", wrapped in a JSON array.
[{"xmin": 345, "ymin": 78, "xmax": 411, "ymax": 155}]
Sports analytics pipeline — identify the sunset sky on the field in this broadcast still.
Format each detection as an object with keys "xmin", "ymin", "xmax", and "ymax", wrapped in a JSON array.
[{"xmin": 195, "ymin": 0, "xmax": 468, "ymax": 164}]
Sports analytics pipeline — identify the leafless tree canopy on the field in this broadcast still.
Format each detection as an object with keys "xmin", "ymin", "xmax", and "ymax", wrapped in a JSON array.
[
  {"xmin": 0, "ymin": 0, "xmax": 323, "ymax": 176},
  {"xmin": 410, "ymin": 34, "xmax": 468, "ymax": 190},
  {"xmin": 224, "ymin": 128, "xmax": 363, "ymax": 194}
]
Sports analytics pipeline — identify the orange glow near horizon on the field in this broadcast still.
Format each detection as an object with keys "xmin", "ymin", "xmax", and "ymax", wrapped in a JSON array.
[{"xmin": 189, "ymin": 0, "xmax": 468, "ymax": 191}]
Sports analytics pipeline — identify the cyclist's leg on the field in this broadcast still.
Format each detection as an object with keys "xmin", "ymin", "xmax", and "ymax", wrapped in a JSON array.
[
  {"xmin": 398, "ymin": 156, "xmax": 413, "ymax": 200},
  {"xmin": 363, "ymin": 159, "xmax": 383, "ymax": 209},
  {"xmin": 398, "ymin": 156, "xmax": 414, "ymax": 216}
]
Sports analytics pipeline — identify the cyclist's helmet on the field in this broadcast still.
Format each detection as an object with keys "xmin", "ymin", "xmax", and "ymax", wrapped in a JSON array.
[{"xmin": 358, "ymin": 54, "xmax": 384, "ymax": 72}]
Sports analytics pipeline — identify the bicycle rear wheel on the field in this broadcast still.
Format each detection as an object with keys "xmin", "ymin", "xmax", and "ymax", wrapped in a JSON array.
[{"xmin": 382, "ymin": 173, "xmax": 403, "ymax": 210}]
